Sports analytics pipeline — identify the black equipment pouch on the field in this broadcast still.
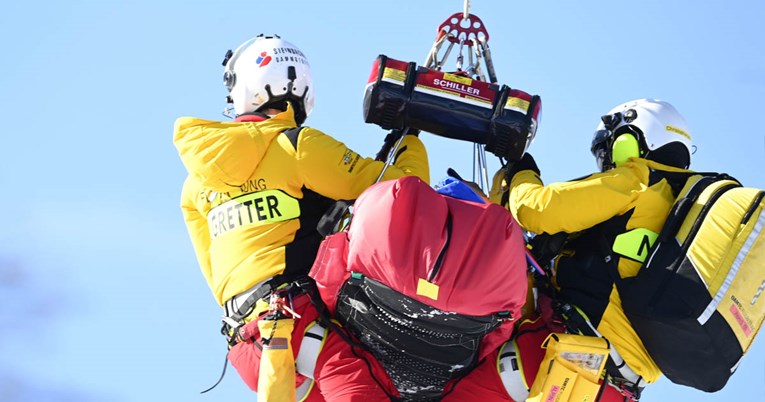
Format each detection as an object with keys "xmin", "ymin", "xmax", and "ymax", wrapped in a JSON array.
[{"xmin": 335, "ymin": 273, "xmax": 504, "ymax": 401}]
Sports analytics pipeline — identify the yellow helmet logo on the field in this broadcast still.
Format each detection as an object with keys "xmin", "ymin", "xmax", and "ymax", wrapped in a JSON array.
[{"xmin": 665, "ymin": 125, "xmax": 691, "ymax": 140}]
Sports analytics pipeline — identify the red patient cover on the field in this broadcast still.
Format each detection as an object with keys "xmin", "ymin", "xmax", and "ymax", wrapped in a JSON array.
[{"xmin": 310, "ymin": 175, "xmax": 528, "ymax": 327}]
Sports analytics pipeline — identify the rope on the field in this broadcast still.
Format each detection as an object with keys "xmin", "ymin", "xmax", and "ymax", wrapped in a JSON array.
[{"xmin": 200, "ymin": 350, "xmax": 230, "ymax": 394}]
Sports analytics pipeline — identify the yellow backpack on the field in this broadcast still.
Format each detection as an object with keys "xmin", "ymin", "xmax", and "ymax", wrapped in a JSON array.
[
  {"xmin": 616, "ymin": 172, "xmax": 765, "ymax": 392},
  {"xmin": 526, "ymin": 333, "xmax": 610, "ymax": 402}
]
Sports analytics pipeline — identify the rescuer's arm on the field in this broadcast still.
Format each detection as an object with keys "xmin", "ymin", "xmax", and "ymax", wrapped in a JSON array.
[
  {"xmin": 296, "ymin": 128, "xmax": 430, "ymax": 200},
  {"xmin": 508, "ymin": 166, "xmax": 643, "ymax": 235}
]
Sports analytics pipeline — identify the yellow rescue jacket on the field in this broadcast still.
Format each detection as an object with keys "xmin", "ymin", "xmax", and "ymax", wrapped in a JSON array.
[
  {"xmin": 174, "ymin": 106, "xmax": 429, "ymax": 306},
  {"xmin": 490, "ymin": 158, "xmax": 692, "ymax": 383}
]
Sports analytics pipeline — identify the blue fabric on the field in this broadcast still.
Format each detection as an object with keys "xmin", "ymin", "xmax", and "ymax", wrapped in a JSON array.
[{"xmin": 434, "ymin": 177, "xmax": 486, "ymax": 204}]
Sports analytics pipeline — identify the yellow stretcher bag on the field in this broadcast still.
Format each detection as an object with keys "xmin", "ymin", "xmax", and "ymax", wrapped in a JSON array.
[
  {"xmin": 527, "ymin": 333, "xmax": 609, "ymax": 402},
  {"xmin": 616, "ymin": 173, "xmax": 765, "ymax": 392}
]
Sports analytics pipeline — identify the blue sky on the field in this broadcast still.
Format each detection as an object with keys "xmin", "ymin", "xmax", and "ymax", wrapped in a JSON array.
[{"xmin": 1, "ymin": 1, "xmax": 763, "ymax": 401}]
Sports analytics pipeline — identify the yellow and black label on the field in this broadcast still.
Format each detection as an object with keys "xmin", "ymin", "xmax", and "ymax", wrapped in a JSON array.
[
  {"xmin": 505, "ymin": 96, "xmax": 530, "ymax": 113},
  {"xmin": 612, "ymin": 228, "xmax": 659, "ymax": 263},
  {"xmin": 208, "ymin": 190, "xmax": 300, "ymax": 239},
  {"xmin": 442, "ymin": 72, "xmax": 473, "ymax": 85},
  {"xmin": 382, "ymin": 67, "xmax": 406, "ymax": 83}
]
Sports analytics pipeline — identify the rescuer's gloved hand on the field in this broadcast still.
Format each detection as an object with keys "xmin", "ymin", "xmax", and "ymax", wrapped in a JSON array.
[{"xmin": 506, "ymin": 152, "xmax": 540, "ymax": 180}]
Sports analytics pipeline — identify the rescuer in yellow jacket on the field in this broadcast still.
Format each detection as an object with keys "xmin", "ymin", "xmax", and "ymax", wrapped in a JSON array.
[
  {"xmin": 486, "ymin": 99, "xmax": 695, "ymax": 399},
  {"xmin": 174, "ymin": 35, "xmax": 428, "ymax": 402}
]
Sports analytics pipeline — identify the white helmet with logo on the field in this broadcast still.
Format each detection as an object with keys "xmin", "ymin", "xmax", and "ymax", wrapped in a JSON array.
[
  {"xmin": 591, "ymin": 99, "xmax": 692, "ymax": 171},
  {"xmin": 223, "ymin": 35, "xmax": 314, "ymax": 124}
]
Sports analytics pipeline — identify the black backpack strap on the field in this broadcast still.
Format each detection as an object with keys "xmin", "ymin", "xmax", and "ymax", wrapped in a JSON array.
[
  {"xmin": 656, "ymin": 170, "xmax": 739, "ymax": 196},
  {"xmin": 674, "ymin": 179, "xmax": 740, "ymax": 252},
  {"xmin": 501, "ymin": 185, "xmax": 510, "ymax": 209},
  {"xmin": 280, "ymin": 125, "xmax": 354, "ymax": 237},
  {"xmin": 657, "ymin": 173, "xmax": 737, "ymax": 242},
  {"xmin": 282, "ymin": 126, "xmax": 303, "ymax": 150},
  {"xmin": 497, "ymin": 165, "xmax": 511, "ymax": 207}
]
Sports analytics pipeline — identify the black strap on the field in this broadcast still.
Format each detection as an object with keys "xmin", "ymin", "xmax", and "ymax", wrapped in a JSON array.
[
  {"xmin": 375, "ymin": 129, "xmax": 406, "ymax": 161},
  {"xmin": 282, "ymin": 127, "xmax": 303, "ymax": 150},
  {"xmin": 293, "ymin": 277, "xmax": 366, "ymax": 350},
  {"xmin": 555, "ymin": 302, "xmax": 597, "ymax": 336},
  {"xmin": 674, "ymin": 181, "xmax": 739, "ymax": 258},
  {"xmin": 742, "ymin": 190, "xmax": 765, "ymax": 225},
  {"xmin": 225, "ymin": 275, "xmax": 291, "ymax": 323},
  {"xmin": 650, "ymin": 172, "xmax": 740, "ymax": 250},
  {"xmin": 280, "ymin": 124, "xmax": 353, "ymax": 238},
  {"xmin": 500, "ymin": 166, "xmax": 511, "ymax": 207}
]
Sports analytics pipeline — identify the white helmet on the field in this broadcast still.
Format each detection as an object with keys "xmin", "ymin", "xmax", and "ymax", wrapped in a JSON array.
[
  {"xmin": 591, "ymin": 98, "xmax": 692, "ymax": 171},
  {"xmin": 223, "ymin": 35, "xmax": 314, "ymax": 124}
]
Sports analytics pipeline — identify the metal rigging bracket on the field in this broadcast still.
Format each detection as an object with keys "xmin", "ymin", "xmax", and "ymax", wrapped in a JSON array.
[
  {"xmin": 424, "ymin": 11, "xmax": 497, "ymax": 84},
  {"xmin": 363, "ymin": 1, "xmax": 540, "ymax": 199},
  {"xmin": 422, "ymin": 4, "xmax": 499, "ymax": 191}
]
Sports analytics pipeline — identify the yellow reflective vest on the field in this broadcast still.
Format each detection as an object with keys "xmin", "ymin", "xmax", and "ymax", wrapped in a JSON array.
[
  {"xmin": 490, "ymin": 158, "xmax": 692, "ymax": 383},
  {"xmin": 174, "ymin": 106, "xmax": 429, "ymax": 305}
]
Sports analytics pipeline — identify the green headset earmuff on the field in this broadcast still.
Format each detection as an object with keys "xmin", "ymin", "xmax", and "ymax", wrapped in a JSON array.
[{"xmin": 611, "ymin": 133, "xmax": 641, "ymax": 166}]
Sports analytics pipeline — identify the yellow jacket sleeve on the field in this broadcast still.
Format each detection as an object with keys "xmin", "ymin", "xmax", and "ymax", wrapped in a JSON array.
[
  {"xmin": 296, "ymin": 128, "xmax": 430, "ymax": 200},
  {"xmin": 508, "ymin": 165, "xmax": 646, "ymax": 234},
  {"xmin": 180, "ymin": 177, "xmax": 214, "ymax": 288}
]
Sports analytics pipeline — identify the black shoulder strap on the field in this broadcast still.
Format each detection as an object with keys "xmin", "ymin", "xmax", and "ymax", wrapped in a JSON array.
[
  {"xmin": 500, "ymin": 167, "xmax": 511, "ymax": 207},
  {"xmin": 657, "ymin": 172, "xmax": 738, "ymax": 242},
  {"xmin": 280, "ymin": 125, "xmax": 356, "ymax": 237},
  {"xmin": 649, "ymin": 169, "xmax": 685, "ymax": 195},
  {"xmin": 282, "ymin": 127, "xmax": 303, "ymax": 150},
  {"xmin": 655, "ymin": 170, "xmax": 739, "ymax": 197},
  {"xmin": 671, "ymin": 179, "xmax": 740, "ymax": 250}
]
